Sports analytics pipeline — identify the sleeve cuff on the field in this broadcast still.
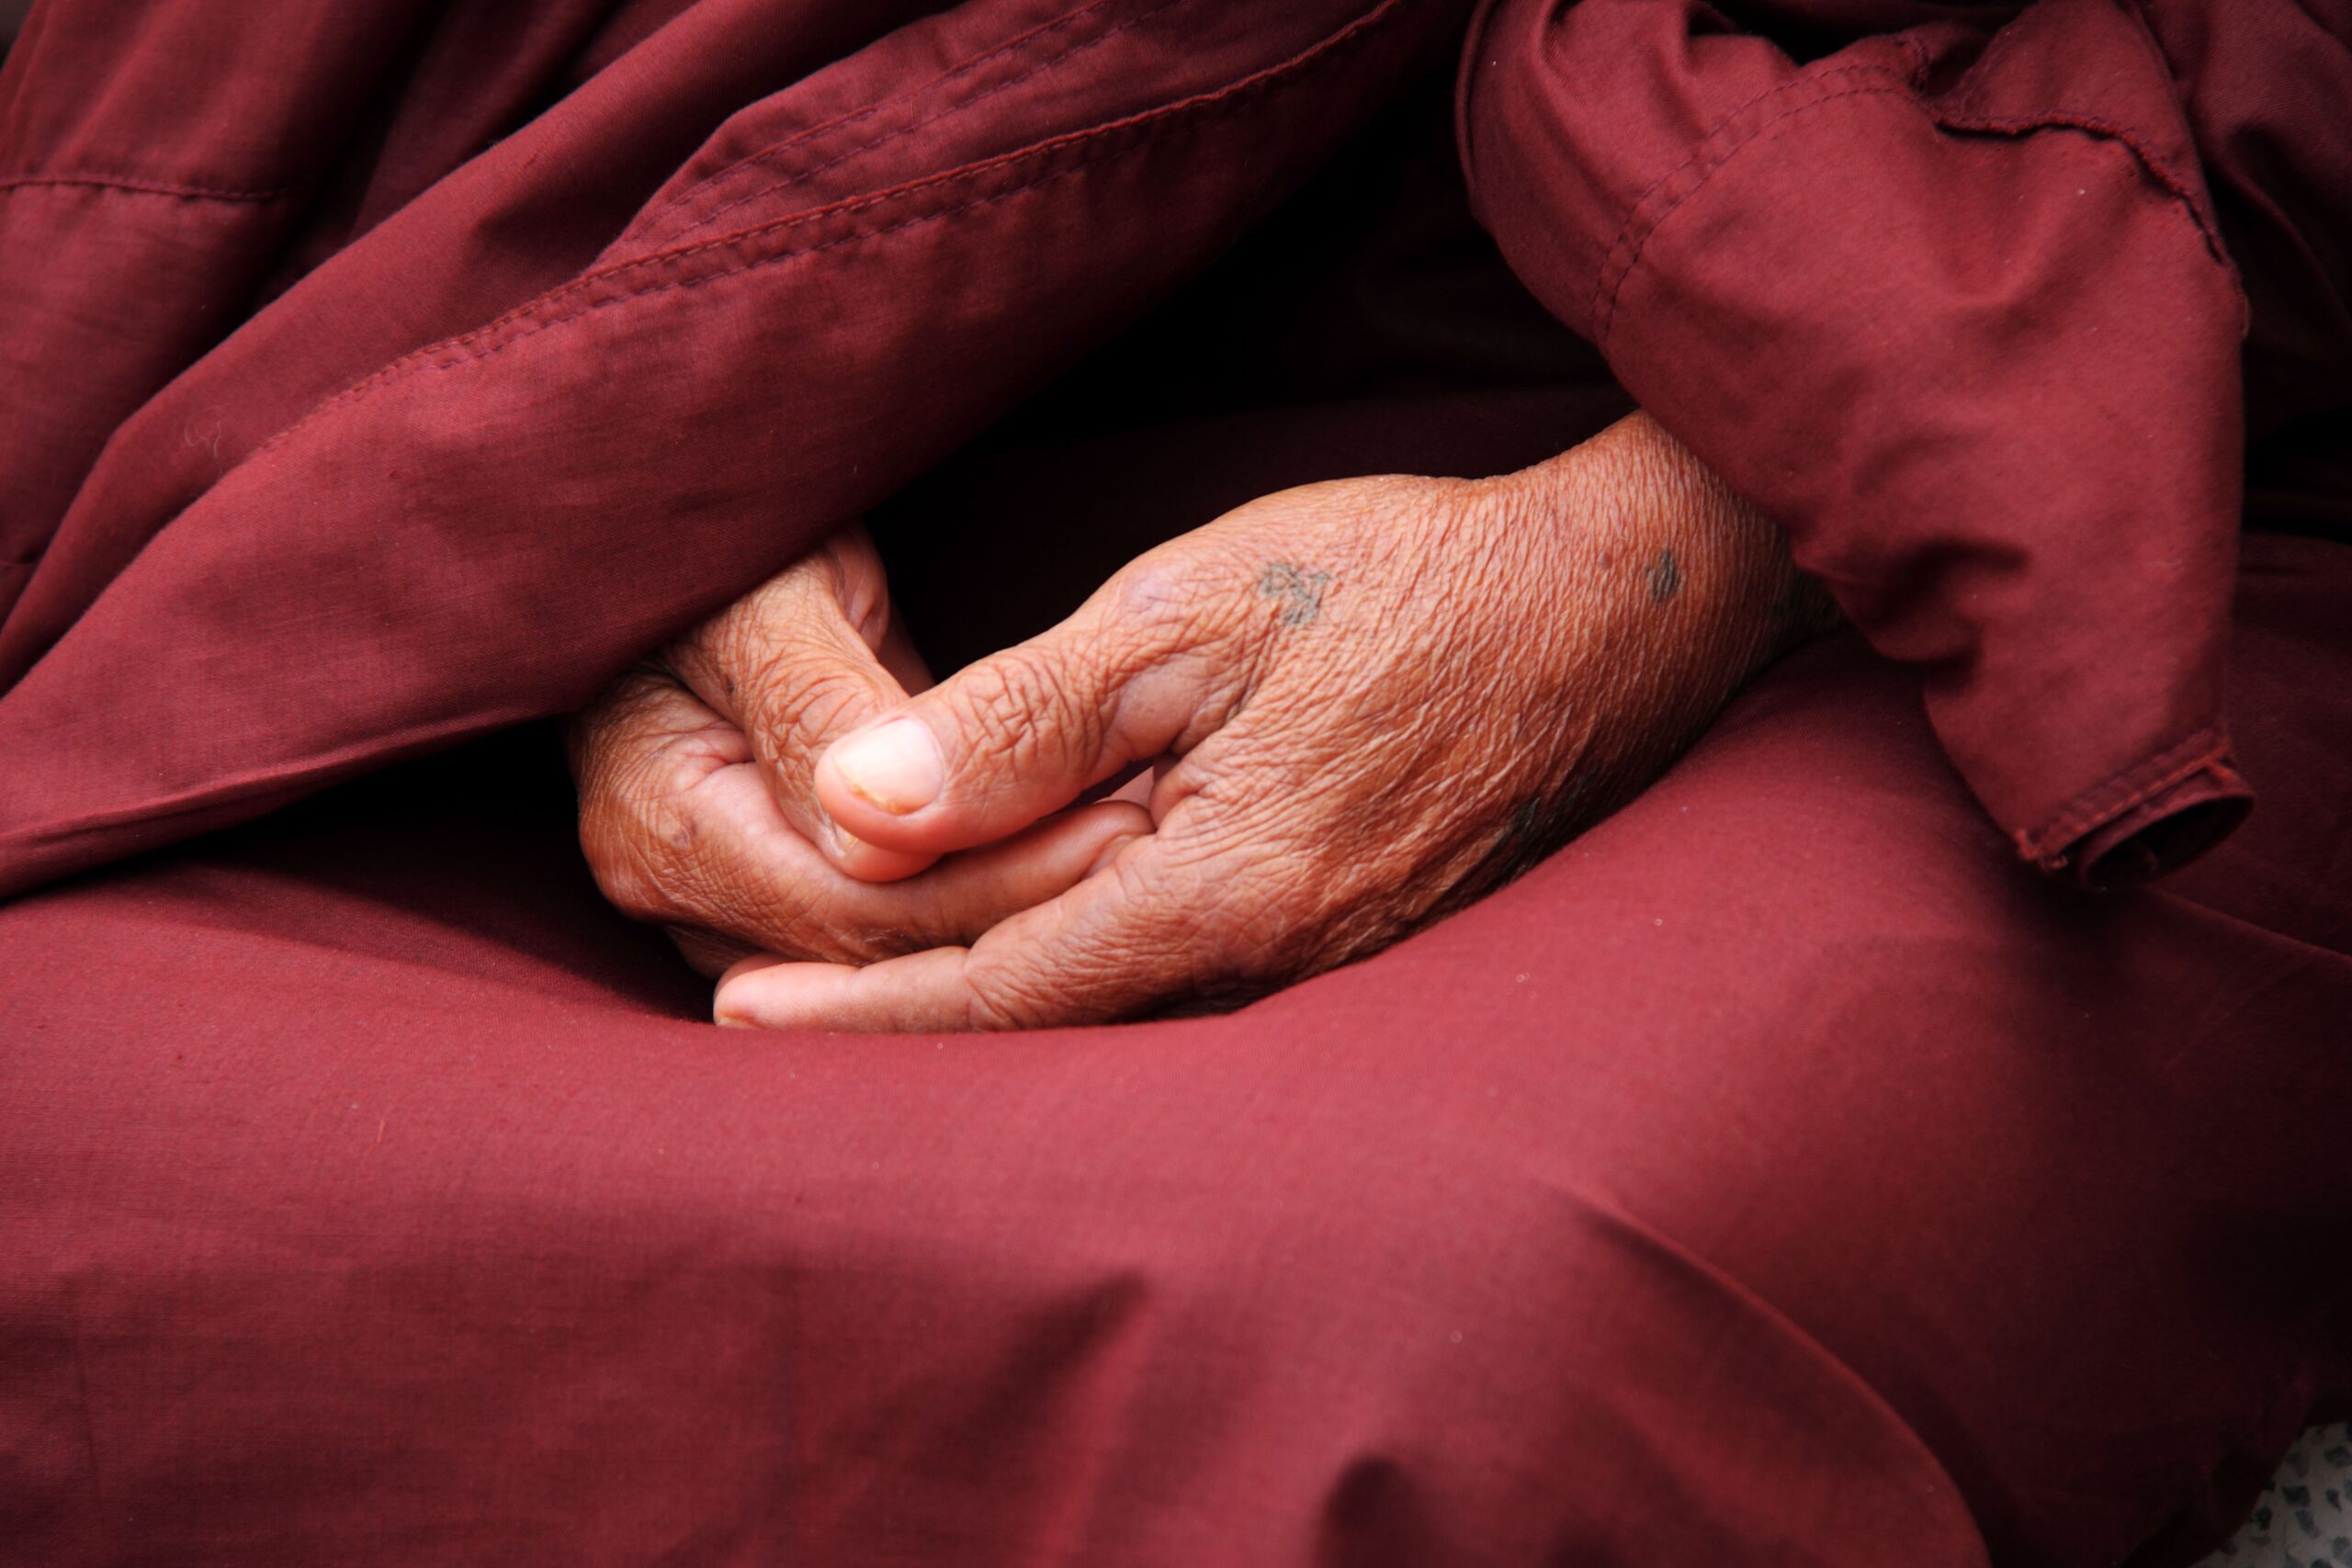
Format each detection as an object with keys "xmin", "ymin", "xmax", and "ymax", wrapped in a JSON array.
[{"xmin": 2031, "ymin": 749, "xmax": 2252, "ymax": 890}]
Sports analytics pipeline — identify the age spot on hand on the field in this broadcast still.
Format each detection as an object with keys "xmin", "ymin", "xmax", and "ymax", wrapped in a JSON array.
[
  {"xmin": 1259, "ymin": 561, "xmax": 1331, "ymax": 627},
  {"xmin": 1646, "ymin": 548, "xmax": 1681, "ymax": 604}
]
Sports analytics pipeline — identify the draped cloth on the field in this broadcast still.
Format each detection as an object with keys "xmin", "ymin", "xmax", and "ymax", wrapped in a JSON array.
[{"xmin": 2, "ymin": 2, "xmax": 2347, "ymax": 1562}]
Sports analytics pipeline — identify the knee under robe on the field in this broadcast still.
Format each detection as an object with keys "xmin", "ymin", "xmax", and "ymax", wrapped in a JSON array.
[{"xmin": 2, "ymin": 1, "xmax": 2346, "ymax": 1562}]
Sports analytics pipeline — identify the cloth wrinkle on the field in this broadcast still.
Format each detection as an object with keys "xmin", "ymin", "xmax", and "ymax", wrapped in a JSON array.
[
  {"xmin": 2014, "ymin": 722, "xmax": 2233, "ymax": 867},
  {"xmin": 640, "ymin": 0, "xmax": 1123, "ymax": 225},
  {"xmin": 1588, "ymin": 55, "xmax": 1922, "ymax": 340},
  {"xmin": 1598, "ymin": 79, "xmax": 1916, "ymax": 347},
  {"xmin": 249, "ymin": 0, "xmax": 1407, "ymax": 477},
  {"xmin": 0, "ymin": 173, "xmax": 293, "ymax": 202},
  {"xmin": 0, "ymin": 6, "xmax": 2346, "ymax": 1556},
  {"xmin": 644, "ymin": 0, "xmax": 1194, "ymax": 254}
]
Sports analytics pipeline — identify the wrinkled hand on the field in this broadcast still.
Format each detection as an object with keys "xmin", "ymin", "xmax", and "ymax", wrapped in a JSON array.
[
  {"xmin": 566, "ymin": 525, "xmax": 1148, "ymax": 978},
  {"xmin": 716, "ymin": 413, "xmax": 1824, "ymax": 1031}
]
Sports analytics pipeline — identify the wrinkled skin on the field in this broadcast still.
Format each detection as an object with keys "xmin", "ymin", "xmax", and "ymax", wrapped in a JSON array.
[
  {"xmin": 569, "ymin": 412, "xmax": 1828, "ymax": 1028},
  {"xmin": 565, "ymin": 526, "xmax": 1150, "ymax": 979}
]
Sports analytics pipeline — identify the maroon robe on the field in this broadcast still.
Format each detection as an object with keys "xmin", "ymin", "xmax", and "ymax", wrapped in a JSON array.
[{"xmin": 2, "ymin": 1, "xmax": 2346, "ymax": 1562}]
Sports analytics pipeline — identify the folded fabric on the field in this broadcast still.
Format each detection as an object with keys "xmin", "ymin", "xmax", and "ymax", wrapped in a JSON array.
[
  {"xmin": 0, "ymin": 0, "xmax": 1469, "ymax": 898},
  {"xmin": 1458, "ymin": 0, "xmax": 2352, "ymax": 885}
]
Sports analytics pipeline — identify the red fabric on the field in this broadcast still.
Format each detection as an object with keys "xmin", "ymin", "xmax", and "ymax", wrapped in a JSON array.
[
  {"xmin": 1459, "ymin": 0, "xmax": 2352, "ymax": 885},
  {"xmin": 0, "ymin": 0, "xmax": 1471, "ymax": 897},
  {"xmin": 3, "ymin": 4, "xmax": 2350, "ymax": 1562},
  {"xmin": 2, "ymin": 530, "xmax": 2346, "ymax": 1565},
  {"xmin": 2, "ymin": 1, "xmax": 2344, "ymax": 893}
]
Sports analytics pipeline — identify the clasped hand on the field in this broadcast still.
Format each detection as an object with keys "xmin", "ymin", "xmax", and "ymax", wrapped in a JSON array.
[{"xmin": 568, "ymin": 414, "xmax": 1818, "ymax": 1030}]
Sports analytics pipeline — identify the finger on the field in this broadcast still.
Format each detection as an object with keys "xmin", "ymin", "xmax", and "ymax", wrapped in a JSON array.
[
  {"xmin": 718, "ymin": 953, "xmax": 789, "ymax": 986},
  {"xmin": 571, "ymin": 669, "xmax": 833, "ymax": 972},
  {"xmin": 713, "ymin": 834, "xmax": 1216, "ymax": 1032},
  {"xmin": 569, "ymin": 663, "xmax": 752, "ymax": 785},
  {"xmin": 646, "ymin": 758, "xmax": 1154, "ymax": 964},
  {"xmin": 814, "ymin": 554, "xmax": 1260, "ymax": 861},
  {"xmin": 822, "ymin": 798, "xmax": 1152, "ymax": 958},
  {"xmin": 571, "ymin": 666, "xmax": 752, "ymax": 924},
  {"xmin": 575, "ymin": 657, "xmax": 1151, "ymax": 963},
  {"xmin": 667, "ymin": 528, "xmax": 933, "ymax": 881},
  {"xmin": 622, "ymin": 746, "xmax": 1151, "ymax": 964}
]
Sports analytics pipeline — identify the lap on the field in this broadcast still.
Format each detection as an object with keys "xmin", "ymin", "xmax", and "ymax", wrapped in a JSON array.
[{"xmin": 3, "ymin": 536, "xmax": 2346, "ymax": 1566}]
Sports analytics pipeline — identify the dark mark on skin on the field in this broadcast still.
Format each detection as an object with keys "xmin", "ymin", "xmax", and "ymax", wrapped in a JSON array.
[
  {"xmin": 1646, "ymin": 548, "xmax": 1681, "ymax": 603},
  {"xmin": 1260, "ymin": 561, "xmax": 1330, "ymax": 627}
]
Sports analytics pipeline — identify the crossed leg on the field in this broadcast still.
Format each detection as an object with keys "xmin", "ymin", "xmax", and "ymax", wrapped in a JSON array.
[{"xmin": 2, "ymin": 538, "xmax": 2345, "ymax": 1566}]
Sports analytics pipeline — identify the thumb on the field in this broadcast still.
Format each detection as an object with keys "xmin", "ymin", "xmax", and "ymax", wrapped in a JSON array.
[{"xmin": 814, "ymin": 571, "xmax": 1250, "ymax": 860}]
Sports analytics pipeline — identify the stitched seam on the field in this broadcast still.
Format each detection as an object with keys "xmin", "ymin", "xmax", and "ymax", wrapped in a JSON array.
[
  {"xmin": 1956, "ymin": 0, "xmax": 2211, "ymax": 230},
  {"xmin": 0, "ymin": 173, "xmax": 290, "ymax": 202},
  {"xmin": 2014, "ymin": 724, "xmax": 2236, "ymax": 861},
  {"xmin": 438, "ymin": 153, "xmax": 1114, "ymax": 378},
  {"xmin": 249, "ymin": 0, "xmax": 1400, "ymax": 466},
  {"xmin": 640, "ymin": 0, "xmax": 1116, "ymax": 244},
  {"xmin": 1584, "ymin": 62, "xmax": 1917, "ymax": 337},
  {"xmin": 656, "ymin": 0, "xmax": 1191, "ymax": 252},
  {"xmin": 1598, "ymin": 81, "xmax": 1916, "ymax": 345},
  {"xmin": 1932, "ymin": 105, "xmax": 2233, "ymax": 270},
  {"xmin": 2115, "ymin": 0, "xmax": 2215, "ymax": 153},
  {"xmin": 266, "ymin": 179, "xmax": 957, "ymax": 449},
  {"xmin": 1598, "ymin": 82, "xmax": 2242, "ymax": 345},
  {"xmin": 2024, "ymin": 726, "xmax": 2233, "ymax": 855},
  {"xmin": 1942, "ymin": 2, "xmax": 2231, "ymax": 274},
  {"xmin": 23, "ymin": 4, "xmax": 1404, "ymax": 852},
  {"xmin": 1583, "ymin": 34, "xmax": 1933, "ymax": 321},
  {"xmin": 1589, "ymin": 62, "xmax": 1921, "ymax": 336}
]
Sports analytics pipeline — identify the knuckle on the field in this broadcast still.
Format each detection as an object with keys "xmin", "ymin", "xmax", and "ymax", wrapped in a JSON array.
[
  {"xmin": 1110, "ymin": 547, "xmax": 1255, "ymax": 657},
  {"xmin": 750, "ymin": 663, "xmax": 878, "ymax": 763},
  {"xmin": 961, "ymin": 954, "xmax": 1058, "ymax": 1032},
  {"xmin": 742, "ymin": 882, "xmax": 834, "ymax": 963},
  {"xmin": 578, "ymin": 747, "xmax": 708, "ymax": 926},
  {"xmin": 711, "ymin": 592, "xmax": 795, "ymax": 672},
  {"xmin": 673, "ymin": 561, "xmax": 840, "ymax": 706},
  {"xmin": 567, "ymin": 669, "xmax": 673, "ymax": 773},
  {"xmin": 1111, "ymin": 555, "xmax": 1212, "ymax": 633},
  {"xmin": 956, "ymin": 645, "xmax": 1096, "ymax": 776},
  {"xmin": 582, "ymin": 823, "xmax": 680, "ymax": 925}
]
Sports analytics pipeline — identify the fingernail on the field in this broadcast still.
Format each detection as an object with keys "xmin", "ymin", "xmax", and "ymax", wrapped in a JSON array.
[{"xmin": 830, "ymin": 716, "xmax": 942, "ymax": 814}]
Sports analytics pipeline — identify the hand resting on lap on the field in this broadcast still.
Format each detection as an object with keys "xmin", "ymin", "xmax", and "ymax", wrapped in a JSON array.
[
  {"xmin": 565, "ymin": 526, "xmax": 1148, "ymax": 979},
  {"xmin": 694, "ymin": 412, "xmax": 1828, "ymax": 1030}
]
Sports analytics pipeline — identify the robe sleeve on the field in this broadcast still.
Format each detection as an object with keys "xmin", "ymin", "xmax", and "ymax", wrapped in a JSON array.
[
  {"xmin": 1457, "ymin": 0, "xmax": 2254, "ymax": 886},
  {"xmin": 0, "ymin": 0, "xmax": 1464, "ymax": 901}
]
